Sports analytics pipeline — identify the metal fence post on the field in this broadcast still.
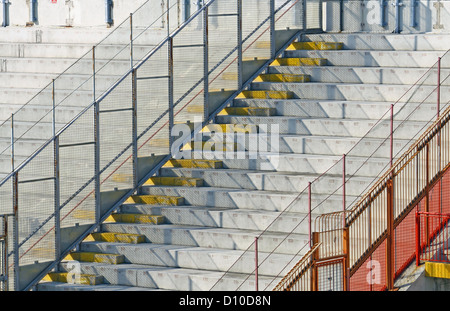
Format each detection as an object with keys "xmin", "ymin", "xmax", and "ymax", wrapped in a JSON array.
[
  {"xmin": 132, "ymin": 69, "xmax": 138, "ymax": 190},
  {"xmin": 390, "ymin": 104, "xmax": 394, "ymax": 167},
  {"xmin": 10, "ymin": 114, "xmax": 14, "ymax": 172},
  {"xmin": 386, "ymin": 178, "xmax": 394, "ymax": 290},
  {"xmin": 237, "ymin": 0, "xmax": 243, "ymax": 89},
  {"xmin": 255, "ymin": 236, "xmax": 259, "ymax": 291},
  {"xmin": 203, "ymin": 5, "xmax": 209, "ymax": 121},
  {"xmin": 54, "ymin": 135, "xmax": 61, "ymax": 260},
  {"xmin": 130, "ymin": 13, "xmax": 134, "ymax": 68},
  {"xmin": 270, "ymin": 0, "xmax": 276, "ymax": 60},
  {"xmin": 168, "ymin": 36, "xmax": 174, "ymax": 152},
  {"xmin": 12, "ymin": 172, "xmax": 18, "ymax": 291},
  {"xmin": 308, "ymin": 181, "xmax": 312, "ymax": 248},
  {"xmin": 415, "ymin": 211, "xmax": 421, "ymax": 266},
  {"xmin": 93, "ymin": 46, "xmax": 101, "ymax": 224}
]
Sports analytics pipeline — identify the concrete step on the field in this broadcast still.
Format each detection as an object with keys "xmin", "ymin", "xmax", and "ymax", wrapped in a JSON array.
[
  {"xmin": 55, "ymin": 261, "xmax": 281, "ymax": 291},
  {"xmin": 302, "ymin": 33, "xmax": 450, "ymax": 52},
  {"xmin": 79, "ymin": 241, "xmax": 302, "ymax": 277},
  {"xmin": 232, "ymin": 99, "xmax": 442, "ymax": 121},
  {"xmin": 267, "ymin": 66, "xmax": 450, "ymax": 86},
  {"xmin": 174, "ymin": 152, "xmax": 390, "ymax": 177},
  {"xmin": 281, "ymin": 50, "xmax": 448, "ymax": 68},
  {"xmin": 139, "ymin": 185, "xmax": 358, "ymax": 214},
  {"xmin": 158, "ymin": 167, "xmax": 375, "ymax": 195},
  {"xmin": 37, "ymin": 282, "xmax": 162, "ymax": 291},
  {"xmin": 0, "ymin": 72, "xmax": 122, "ymax": 92},
  {"xmin": 100, "ymin": 222, "xmax": 309, "ymax": 255},
  {"xmin": 249, "ymin": 81, "xmax": 450, "ymax": 103},
  {"xmin": 214, "ymin": 115, "xmax": 430, "ymax": 139},
  {"xmin": 0, "ymin": 42, "xmax": 155, "ymax": 60}
]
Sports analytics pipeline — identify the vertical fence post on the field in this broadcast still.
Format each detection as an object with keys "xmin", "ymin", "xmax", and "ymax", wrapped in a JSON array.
[
  {"xmin": 168, "ymin": 36, "xmax": 174, "ymax": 153},
  {"xmin": 386, "ymin": 178, "xmax": 394, "ymax": 290},
  {"xmin": 308, "ymin": 181, "xmax": 312, "ymax": 248},
  {"xmin": 52, "ymin": 79, "xmax": 61, "ymax": 260},
  {"xmin": 342, "ymin": 154, "xmax": 346, "ymax": 227},
  {"xmin": 303, "ymin": 0, "xmax": 307, "ymax": 30},
  {"xmin": 203, "ymin": 5, "xmax": 209, "ymax": 122},
  {"xmin": 237, "ymin": 0, "xmax": 243, "ymax": 90},
  {"xmin": 415, "ymin": 211, "xmax": 421, "ymax": 266},
  {"xmin": 12, "ymin": 172, "xmax": 18, "ymax": 291},
  {"xmin": 311, "ymin": 232, "xmax": 319, "ymax": 291},
  {"xmin": 255, "ymin": 236, "xmax": 259, "ymax": 291},
  {"xmin": 10, "ymin": 114, "xmax": 14, "ymax": 172},
  {"xmin": 343, "ymin": 227, "xmax": 350, "ymax": 291},
  {"xmin": 270, "ymin": 0, "xmax": 276, "ymax": 60},
  {"xmin": 130, "ymin": 13, "xmax": 134, "ymax": 68},
  {"xmin": 132, "ymin": 69, "xmax": 138, "ymax": 190},
  {"xmin": 93, "ymin": 46, "xmax": 101, "ymax": 225},
  {"xmin": 390, "ymin": 104, "xmax": 394, "ymax": 167}
]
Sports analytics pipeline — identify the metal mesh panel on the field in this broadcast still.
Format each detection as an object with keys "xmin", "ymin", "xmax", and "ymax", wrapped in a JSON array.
[
  {"xmin": 242, "ymin": 0, "xmax": 271, "ymax": 61},
  {"xmin": 136, "ymin": 42, "xmax": 171, "ymax": 159},
  {"xmin": 172, "ymin": 11, "xmax": 206, "ymax": 125},
  {"xmin": 306, "ymin": 0, "xmax": 322, "ymax": 29},
  {"xmin": 58, "ymin": 106, "xmax": 95, "ymax": 227},
  {"xmin": 275, "ymin": 0, "xmax": 305, "ymax": 31},
  {"xmin": 208, "ymin": 0, "xmax": 239, "ymax": 93},
  {"xmin": 15, "ymin": 143, "xmax": 56, "ymax": 268},
  {"xmin": 99, "ymin": 74, "xmax": 134, "ymax": 192}
]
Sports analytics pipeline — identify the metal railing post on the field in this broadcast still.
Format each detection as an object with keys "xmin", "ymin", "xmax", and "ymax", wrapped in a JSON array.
[
  {"xmin": 132, "ymin": 69, "xmax": 138, "ymax": 190},
  {"xmin": 270, "ymin": 0, "xmax": 276, "ymax": 59},
  {"xmin": 10, "ymin": 114, "xmax": 14, "ymax": 172},
  {"xmin": 130, "ymin": 13, "xmax": 134, "ymax": 68},
  {"xmin": 308, "ymin": 181, "xmax": 312, "ymax": 248},
  {"xmin": 237, "ymin": 0, "xmax": 243, "ymax": 89},
  {"xmin": 93, "ymin": 46, "xmax": 101, "ymax": 224},
  {"xmin": 203, "ymin": 5, "xmax": 209, "ymax": 121},
  {"xmin": 12, "ymin": 172, "xmax": 18, "ymax": 291},
  {"xmin": 415, "ymin": 211, "xmax": 421, "ymax": 266},
  {"xmin": 255, "ymin": 236, "xmax": 259, "ymax": 291},
  {"xmin": 168, "ymin": 36, "xmax": 174, "ymax": 152},
  {"xmin": 390, "ymin": 104, "xmax": 394, "ymax": 167},
  {"xmin": 54, "ymin": 135, "xmax": 61, "ymax": 260},
  {"xmin": 386, "ymin": 178, "xmax": 394, "ymax": 290}
]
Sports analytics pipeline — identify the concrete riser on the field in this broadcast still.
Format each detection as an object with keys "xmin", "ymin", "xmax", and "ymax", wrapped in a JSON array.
[
  {"xmin": 303, "ymin": 34, "xmax": 450, "ymax": 51},
  {"xmin": 233, "ymin": 99, "xmax": 443, "ymax": 122},
  {"xmin": 250, "ymin": 82, "xmax": 450, "ymax": 103},
  {"xmin": 79, "ymin": 241, "xmax": 302, "ymax": 277},
  {"xmin": 268, "ymin": 66, "xmax": 450, "ymax": 86},
  {"xmin": 139, "ymin": 186, "xmax": 356, "ymax": 214},
  {"xmin": 283, "ymin": 50, "xmax": 448, "ymax": 68}
]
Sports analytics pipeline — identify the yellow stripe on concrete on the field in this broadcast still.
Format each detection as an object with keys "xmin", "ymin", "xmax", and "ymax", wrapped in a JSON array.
[
  {"xmin": 254, "ymin": 73, "xmax": 310, "ymax": 83},
  {"xmin": 125, "ymin": 194, "xmax": 184, "ymax": 206},
  {"xmin": 43, "ymin": 272, "xmax": 104, "ymax": 285},
  {"xmin": 183, "ymin": 140, "xmax": 240, "ymax": 152},
  {"xmin": 85, "ymin": 232, "xmax": 145, "ymax": 244},
  {"xmin": 271, "ymin": 58, "xmax": 327, "ymax": 66},
  {"xmin": 107, "ymin": 213, "xmax": 165, "ymax": 224},
  {"xmin": 287, "ymin": 41, "xmax": 343, "ymax": 50},
  {"xmin": 201, "ymin": 124, "xmax": 259, "ymax": 134},
  {"xmin": 217, "ymin": 107, "xmax": 276, "ymax": 116},
  {"xmin": 65, "ymin": 252, "xmax": 125, "ymax": 265},
  {"xmin": 425, "ymin": 262, "xmax": 450, "ymax": 279},
  {"xmin": 236, "ymin": 90, "xmax": 294, "ymax": 100},
  {"xmin": 163, "ymin": 159, "xmax": 223, "ymax": 169},
  {"xmin": 145, "ymin": 176, "xmax": 204, "ymax": 187}
]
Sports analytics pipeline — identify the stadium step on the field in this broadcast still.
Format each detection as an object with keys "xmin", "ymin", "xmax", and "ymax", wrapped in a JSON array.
[{"xmin": 35, "ymin": 31, "xmax": 450, "ymax": 291}]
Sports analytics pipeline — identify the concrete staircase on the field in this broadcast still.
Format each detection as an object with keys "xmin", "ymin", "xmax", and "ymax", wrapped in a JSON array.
[{"xmin": 36, "ymin": 33, "xmax": 450, "ymax": 291}]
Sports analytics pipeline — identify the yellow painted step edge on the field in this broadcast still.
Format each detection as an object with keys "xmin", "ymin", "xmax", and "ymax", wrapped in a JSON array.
[
  {"xmin": 236, "ymin": 90, "xmax": 294, "ymax": 100},
  {"xmin": 254, "ymin": 74, "xmax": 310, "ymax": 83},
  {"xmin": 163, "ymin": 159, "xmax": 223, "ymax": 169},
  {"xmin": 425, "ymin": 262, "xmax": 450, "ymax": 279},
  {"xmin": 43, "ymin": 272, "xmax": 103, "ymax": 285},
  {"xmin": 125, "ymin": 194, "xmax": 184, "ymax": 206},
  {"xmin": 106, "ymin": 213, "xmax": 165, "ymax": 224},
  {"xmin": 65, "ymin": 252, "xmax": 125, "ymax": 265},
  {"xmin": 85, "ymin": 232, "xmax": 145, "ymax": 244},
  {"xmin": 201, "ymin": 124, "xmax": 259, "ymax": 134},
  {"xmin": 287, "ymin": 41, "xmax": 344, "ymax": 50},
  {"xmin": 271, "ymin": 58, "xmax": 327, "ymax": 66},
  {"xmin": 145, "ymin": 176, "xmax": 204, "ymax": 187},
  {"xmin": 218, "ymin": 107, "xmax": 276, "ymax": 116}
]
